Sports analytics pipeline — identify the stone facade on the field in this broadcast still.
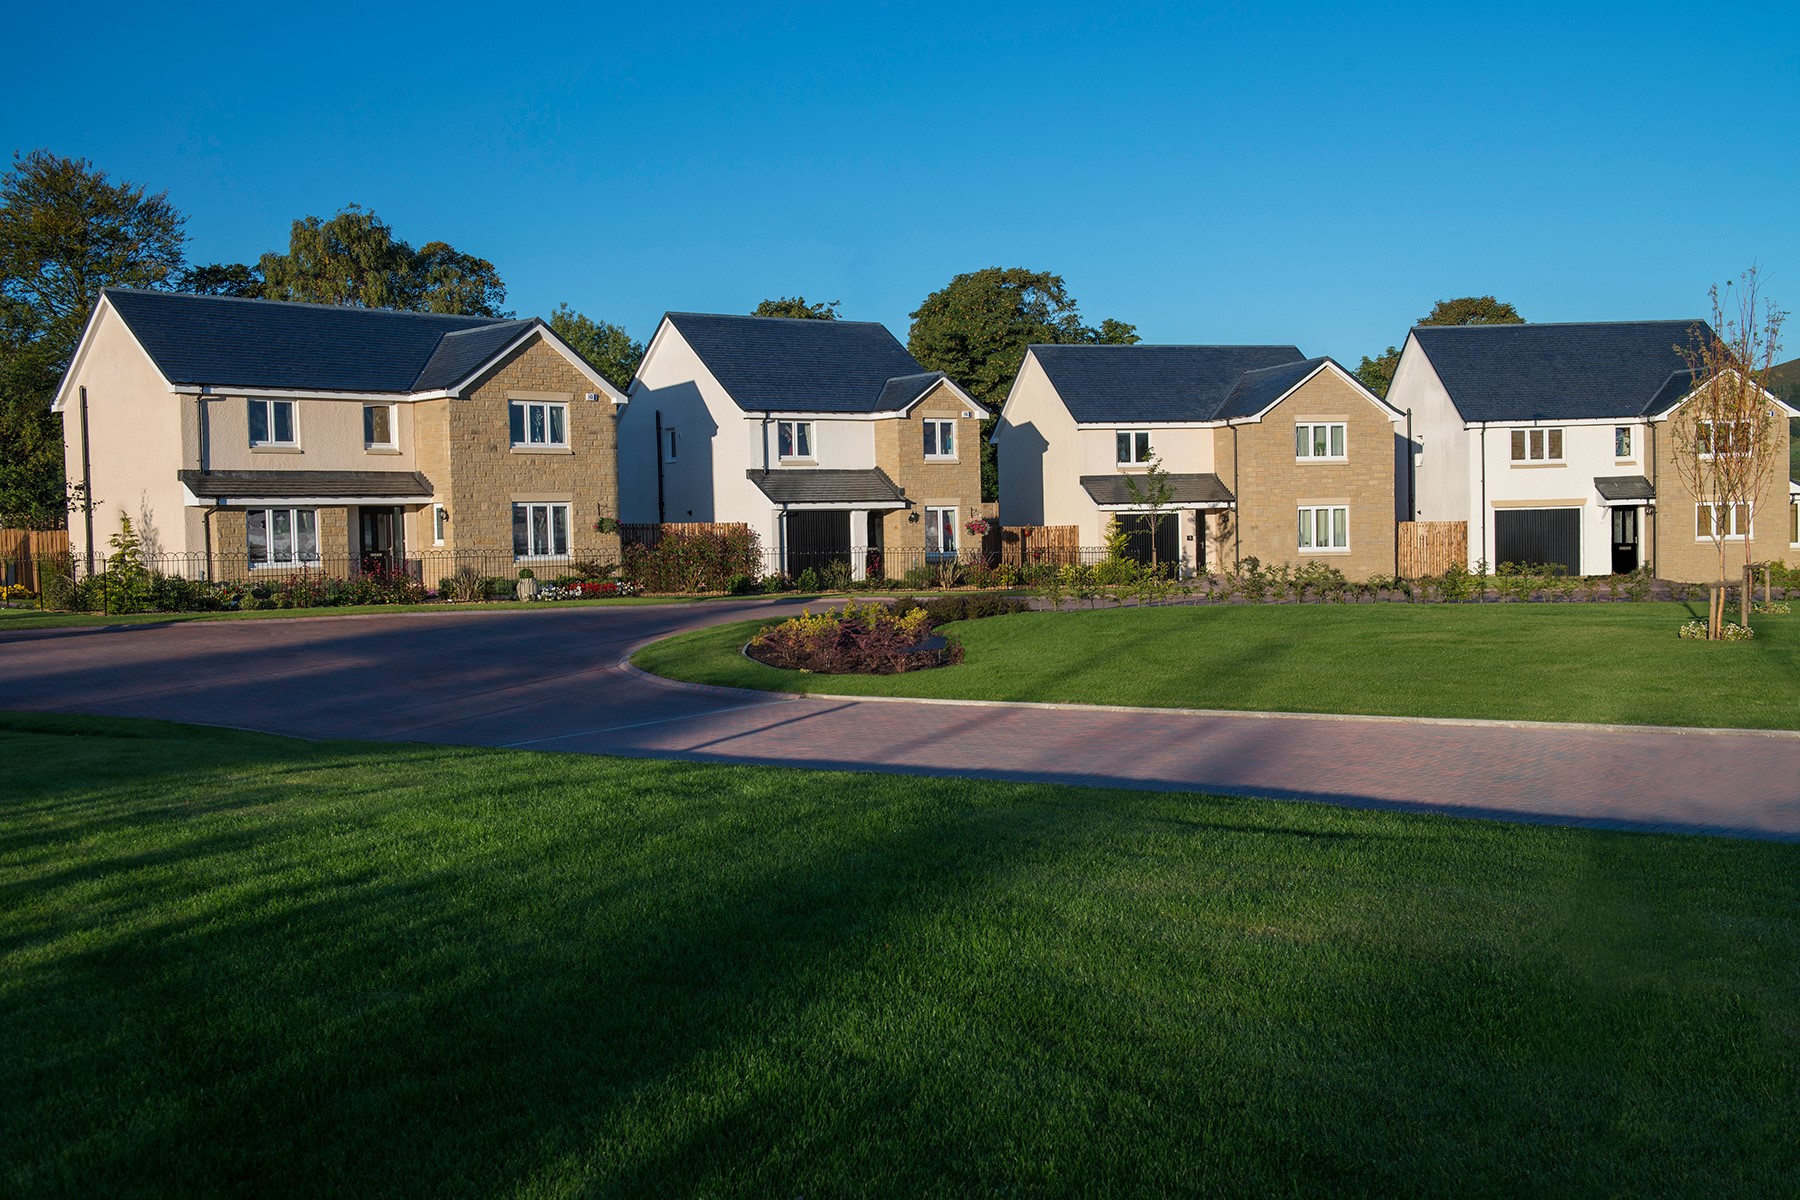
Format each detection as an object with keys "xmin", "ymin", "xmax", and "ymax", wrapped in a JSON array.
[
  {"xmin": 873, "ymin": 381, "xmax": 985, "ymax": 566},
  {"xmin": 1217, "ymin": 369, "xmax": 1400, "ymax": 581},
  {"xmin": 1649, "ymin": 404, "xmax": 1799, "ymax": 582}
]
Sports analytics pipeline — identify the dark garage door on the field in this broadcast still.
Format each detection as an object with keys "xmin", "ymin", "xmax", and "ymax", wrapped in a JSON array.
[
  {"xmin": 1494, "ymin": 508, "xmax": 1580, "ymax": 575},
  {"xmin": 784, "ymin": 510, "xmax": 852, "ymax": 575},
  {"xmin": 1116, "ymin": 514, "xmax": 1181, "ymax": 571}
]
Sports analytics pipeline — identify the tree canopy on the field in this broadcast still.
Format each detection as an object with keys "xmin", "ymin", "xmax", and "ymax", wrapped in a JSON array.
[
  {"xmin": 1356, "ymin": 296, "xmax": 1524, "ymax": 397},
  {"xmin": 250, "ymin": 206, "xmax": 507, "ymax": 316},
  {"xmin": 0, "ymin": 151, "xmax": 186, "ymax": 517},
  {"xmin": 751, "ymin": 296, "xmax": 839, "ymax": 320},
  {"xmin": 908, "ymin": 267, "xmax": 1138, "ymax": 500},
  {"xmin": 549, "ymin": 304, "xmax": 644, "ymax": 392}
]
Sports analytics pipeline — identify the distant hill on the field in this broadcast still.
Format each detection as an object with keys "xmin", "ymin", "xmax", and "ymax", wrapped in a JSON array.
[{"xmin": 1776, "ymin": 359, "xmax": 1800, "ymax": 480}]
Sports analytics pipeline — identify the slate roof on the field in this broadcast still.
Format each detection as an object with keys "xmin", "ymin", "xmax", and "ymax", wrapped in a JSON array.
[
  {"xmin": 1410, "ymin": 320, "xmax": 1714, "ymax": 423},
  {"xmin": 1215, "ymin": 358, "xmax": 1338, "ymax": 421},
  {"xmin": 102, "ymin": 288, "xmax": 534, "ymax": 394},
  {"xmin": 178, "ymin": 469, "xmax": 435, "ymax": 500},
  {"xmin": 1593, "ymin": 474, "xmax": 1655, "ymax": 503},
  {"xmin": 1080, "ymin": 473, "xmax": 1236, "ymax": 508},
  {"xmin": 873, "ymin": 371, "xmax": 951, "ymax": 412},
  {"xmin": 1030, "ymin": 344, "xmax": 1308, "ymax": 424},
  {"xmin": 745, "ymin": 468, "xmax": 908, "ymax": 506},
  {"xmin": 666, "ymin": 313, "xmax": 936, "ymax": 414}
]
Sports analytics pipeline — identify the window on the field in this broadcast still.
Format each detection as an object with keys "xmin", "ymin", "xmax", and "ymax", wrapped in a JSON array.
[
  {"xmin": 1696, "ymin": 502, "xmax": 1753, "ymax": 540},
  {"xmin": 1509, "ymin": 428, "xmax": 1564, "ymax": 463},
  {"xmin": 512, "ymin": 502, "xmax": 570, "ymax": 557},
  {"xmin": 509, "ymin": 400, "xmax": 568, "ymax": 448},
  {"xmin": 1791, "ymin": 500, "xmax": 1799, "ymax": 547},
  {"xmin": 1697, "ymin": 420, "xmax": 1751, "ymax": 459},
  {"xmin": 1295, "ymin": 422, "xmax": 1347, "ymax": 460},
  {"xmin": 777, "ymin": 420, "xmax": 813, "ymax": 460},
  {"xmin": 1297, "ymin": 505, "xmax": 1349, "ymax": 551},
  {"xmin": 923, "ymin": 419, "xmax": 956, "ymax": 460},
  {"xmin": 1116, "ymin": 430, "xmax": 1152, "ymax": 465},
  {"xmin": 248, "ymin": 398, "xmax": 296, "ymax": 447},
  {"xmin": 1614, "ymin": 426, "xmax": 1633, "ymax": 458},
  {"xmin": 246, "ymin": 508, "xmax": 319, "ymax": 568},
  {"xmin": 363, "ymin": 404, "xmax": 396, "ymax": 449},
  {"xmin": 432, "ymin": 504, "xmax": 447, "ymax": 546},
  {"xmin": 661, "ymin": 427, "xmax": 678, "ymax": 463},
  {"xmin": 924, "ymin": 506, "xmax": 958, "ymax": 558}
]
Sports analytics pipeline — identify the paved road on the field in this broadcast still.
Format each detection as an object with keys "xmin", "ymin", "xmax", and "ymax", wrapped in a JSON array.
[{"xmin": 4, "ymin": 602, "xmax": 1797, "ymax": 840}]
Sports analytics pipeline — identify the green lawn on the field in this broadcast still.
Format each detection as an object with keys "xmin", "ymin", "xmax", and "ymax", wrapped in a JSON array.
[
  {"xmin": 0, "ymin": 593, "xmax": 739, "ymax": 631},
  {"xmin": 2, "ymin": 714, "xmax": 1795, "ymax": 1196},
  {"xmin": 635, "ymin": 601, "xmax": 1800, "ymax": 730}
]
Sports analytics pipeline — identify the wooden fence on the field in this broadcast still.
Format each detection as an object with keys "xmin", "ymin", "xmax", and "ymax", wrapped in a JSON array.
[
  {"xmin": 1000, "ymin": 525, "xmax": 1081, "ymax": 566},
  {"xmin": 618, "ymin": 522, "xmax": 750, "ymax": 547},
  {"xmin": 1398, "ymin": 520, "xmax": 1467, "ymax": 579},
  {"xmin": 1, "ymin": 528, "xmax": 71, "ymax": 591}
]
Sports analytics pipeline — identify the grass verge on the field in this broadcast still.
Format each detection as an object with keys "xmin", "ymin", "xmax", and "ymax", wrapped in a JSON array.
[
  {"xmin": 633, "ymin": 600, "xmax": 1800, "ymax": 729},
  {"xmin": 2, "ymin": 712, "xmax": 1796, "ymax": 1196}
]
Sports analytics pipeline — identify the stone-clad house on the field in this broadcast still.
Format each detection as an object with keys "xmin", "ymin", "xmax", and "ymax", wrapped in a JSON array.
[
  {"xmin": 618, "ymin": 313, "xmax": 988, "ymax": 578},
  {"xmin": 1388, "ymin": 320, "xmax": 1800, "ymax": 579},
  {"xmin": 52, "ymin": 288, "xmax": 628, "ymax": 577},
  {"xmin": 993, "ymin": 344, "xmax": 1407, "ymax": 579}
]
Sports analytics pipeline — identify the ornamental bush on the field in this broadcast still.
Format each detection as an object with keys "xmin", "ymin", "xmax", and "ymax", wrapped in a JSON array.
[{"xmin": 747, "ymin": 600, "xmax": 958, "ymax": 674}]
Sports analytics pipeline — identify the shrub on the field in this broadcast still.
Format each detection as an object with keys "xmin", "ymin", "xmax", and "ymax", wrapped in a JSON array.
[
  {"xmin": 902, "ymin": 562, "xmax": 933, "ymax": 591},
  {"xmin": 795, "ymin": 567, "xmax": 821, "ymax": 593},
  {"xmin": 622, "ymin": 527, "xmax": 763, "ymax": 593},
  {"xmin": 517, "ymin": 567, "xmax": 536, "ymax": 580},
  {"xmin": 747, "ymin": 600, "xmax": 958, "ymax": 674},
  {"xmin": 891, "ymin": 593, "xmax": 1029, "ymax": 625},
  {"xmin": 726, "ymin": 574, "xmax": 759, "ymax": 595},
  {"xmin": 822, "ymin": 559, "xmax": 854, "ymax": 592}
]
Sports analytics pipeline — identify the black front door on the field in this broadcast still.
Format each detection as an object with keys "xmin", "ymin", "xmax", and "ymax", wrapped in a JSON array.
[
  {"xmin": 1494, "ymin": 508, "xmax": 1581, "ymax": 576},
  {"xmin": 784, "ymin": 510, "xmax": 851, "ymax": 576},
  {"xmin": 1611, "ymin": 507, "xmax": 1639, "ymax": 575},
  {"xmin": 359, "ymin": 507, "xmax": 402, "ymax": 574},
  {"xmin": 1117, "ymin": 513, "xmax": 1181, "ymax": 571}
]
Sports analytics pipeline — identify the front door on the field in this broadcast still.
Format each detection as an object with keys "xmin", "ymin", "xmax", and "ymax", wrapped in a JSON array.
[
  {"xmin": 359, "ymin": 507, "xmax": 402, "ymax": 574},
  {"xmin": 1611, "ymin": 507, "xmax": 1639, "ymax": 575}
]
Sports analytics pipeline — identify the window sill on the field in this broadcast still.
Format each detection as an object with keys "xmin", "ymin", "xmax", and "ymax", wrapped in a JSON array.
[
  {"xmin": 365, "ymin": 445, "xmax": 402, "ymax": 455},
  {"xmin": 1115, "ymin": 463, "xmax": 1151, "ymax": 471},
  {"xmin": 777, "ymin": 458, "xmax": 818, "ymax": 466},
  {"xmin": 1299, "ymin": 548, "xmax": 1352, "ymax": 556},
  {"xmin": 511, "ymin": 446, "xmax": 574, "ymax": 455},
  {"xmin": 1509, "ymin": 462, "xmax": 1567, "ymax": 469},
  {"xmin": 1295, "ymin": 457, "xmax": 1348, "ymax": 464},
  {"xmin": 250, "ymin": 445, "xmax": 303, "ymax": 454},
  {"xmin": 924, "ymin": 456, "xmax": 959, "ymax": 464}
]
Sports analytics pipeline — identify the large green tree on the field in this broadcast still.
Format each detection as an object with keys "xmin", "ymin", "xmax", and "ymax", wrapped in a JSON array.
[
  {"xmin": 908, "ymin": 267, "xmax": 1138, "ymax": 500},
  {"xmin": 752, "ymin": 296, "xmax": 839, "ymax": 320},
  {"xmin": 1357, "ymin": 296, "xmax": 1524, "ymax": 397},
  {"xmin": 549, "ymin": 304, "xmax": 643, "ymax": 392},
  {"xmin": 250, "ymin": 206, "xmax": 507, "ymax": 316},
  {"xmin": 0, "ymin": 150, "xmax": 186, "ymax": 518}
]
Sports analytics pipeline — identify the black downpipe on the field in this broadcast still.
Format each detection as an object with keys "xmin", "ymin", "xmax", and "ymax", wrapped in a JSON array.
[
  {"xmin": 1478, "ymin": 423, "xmax": 1488, "ymax": 569},
  {"xmin": 79, "ymin": 386, "xmax": 95, "ymax": 574},
  {"xmin": 654, "ymin": 409, "xmax": 665, "ymax": 523},
  {"xmin": 1648, "ymin": 422, "xmax": 1657, "ymax": 575}
]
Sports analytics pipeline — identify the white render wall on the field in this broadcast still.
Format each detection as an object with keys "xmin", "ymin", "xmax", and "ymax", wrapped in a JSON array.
[
  {"xmin": 1469, "ymin": 420, "xmax": 1649, "ymax": 575},
  {"xmin": 1387, "ymin": 335, "xmax": 1465, "ymax": 525}
]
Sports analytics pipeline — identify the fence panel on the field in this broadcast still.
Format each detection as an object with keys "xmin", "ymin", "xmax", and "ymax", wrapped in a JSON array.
[
  {"xmin": 1000, "ymin": 525, "xmax": 1081, "ymax": 567},
  {"xmin": 1, "ymin": 528, "xmax": 70, "ymax": 591},
  {"xmin": 1398, "ymin": 521, "xmax": 1467, "ymax": 579}
]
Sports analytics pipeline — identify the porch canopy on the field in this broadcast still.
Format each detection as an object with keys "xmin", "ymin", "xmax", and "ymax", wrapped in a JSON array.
[
  {"xmin": 1079, "ymin": 472, "xmax": 1236, "ymax": 511},
  {"xmin": 178, "ymin": 469, "xmax": 435, "ymax": 507},
  {"xmin": 1593, "ymin": 474, "xmax": 1654, "ymax": 508},
  {"xmin": 746, "ymin": 468, "xmax": 908, "ymax": 510}
]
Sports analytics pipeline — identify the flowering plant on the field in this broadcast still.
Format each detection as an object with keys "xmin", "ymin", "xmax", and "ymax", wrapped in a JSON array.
[
  {"xmin": 593, "ymin": 516, "xmax": 620, "ymax": 534},
  {"xmin": 964, "ymin": 517, "xmax": 991, "ymax": 537}
]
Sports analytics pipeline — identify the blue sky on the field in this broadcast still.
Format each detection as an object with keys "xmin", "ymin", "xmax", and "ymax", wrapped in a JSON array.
[{"xmin": 9, "ymin": 2, "xmax": 1799, "ymax": 364}]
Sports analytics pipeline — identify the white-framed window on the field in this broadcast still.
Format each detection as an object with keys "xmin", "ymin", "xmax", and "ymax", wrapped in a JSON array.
[
  {"xmin": 1297, "ymin": 505, "xmax": 1349, "ymax": 552},
  {"xmin": 1614, "ymin": 426, "xmax": 1633, "ymax": 458},
  {"xmin": 363, "ymin": 404, "xmax": 397, "ymax": 449},
  {"xmin": 777, "ymin": 420, "xmax": 813, "ymax": 460},
  {"xmin": 1790, "ymin": 499, "xmax": 1799, "ymax": 547},
  {"xmin": 1696, "ymin": 419, "xmax": 1752, "ymax": 459},
  {"xmin": 1509, "ymin": 428, "xmax": 1564, "ymax": 463},
  {"xmin": 1295, "ymin": 422, "xmax": 1346, "ymax": 460},
  {"xmin": 248, "ymin": 398, "xmax": 297, "ymax": 447},
  {"xmin": 924, "ymin": 506, "xmax": 958, "ymax": 558},
  {"xmin": 512, "ymin": 502, "xmax": 570, "ymax": 558},
  {"xmin": 247, "ymin": 508, "xmax": 319, "ymax": 568},
  {"xmin": 661, "ymin": 427, "xmax": 678, "ymax": 463},
  {"xmin": 432, "ymin": 503, "xmax": 447, "ymax": 546},
  {"xmin": 1696, "ymin": 502, "xmax": 1753, "ymax": 541},
  {"xmin": 509, "ymin": 400, "xmax": 568, "ymax": 448},
  {"xmin": 923, "ymin": 419, "xmax": 956, "ymax": 460},
  {"xmin": 1116, "ymin": 430, "xmax": 1152, "ymax": 465}
]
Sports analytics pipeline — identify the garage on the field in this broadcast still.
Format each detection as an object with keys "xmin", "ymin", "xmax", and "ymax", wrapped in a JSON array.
[{"xmin": 1494, "ymin": 508, "xmax": 1581, "ymax": 576}]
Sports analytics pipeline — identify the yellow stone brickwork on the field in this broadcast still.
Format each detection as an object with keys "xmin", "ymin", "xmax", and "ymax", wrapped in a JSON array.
[
  {"xmin": 872, "ymin": 381, "xmax": 984, "ymax": 562},
  {"xmin": 1219, "ymin": 369, "xmax": 1398, "ymax": 581},
  {"xmin": 1650, "ymin": 404, "xmax": 1798, "ymax": 582}
]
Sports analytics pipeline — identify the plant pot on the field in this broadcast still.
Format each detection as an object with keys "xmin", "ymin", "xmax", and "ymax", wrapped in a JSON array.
[{"xmin": 516, "ymin": 578, "xmax": 540, "ymax": 600}]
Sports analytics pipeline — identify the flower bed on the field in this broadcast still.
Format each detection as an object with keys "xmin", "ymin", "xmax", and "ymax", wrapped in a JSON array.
[{"xmin": 747, "ymin": 601, "xmax": 959, "ymax": 674}]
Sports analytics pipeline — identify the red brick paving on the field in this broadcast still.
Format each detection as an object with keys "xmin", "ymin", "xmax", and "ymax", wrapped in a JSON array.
[{"xmin": 4, "ymin": 601, "xmax": 1796, "ymax": 840}]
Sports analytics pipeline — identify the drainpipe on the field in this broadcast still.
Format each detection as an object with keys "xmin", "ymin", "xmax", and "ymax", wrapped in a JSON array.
[
  {"xmin": 1231, "ymin": 424, "xmax": 1241, "ymax": 570},
  {"xmin": 1478, "ymin": 422, "xmax": 1488, "ymax": 569},
  {"xmin": 1648, "ymin": 421, "xmax": 1658, "ymax": 575},
  {"xmin": 79, "ymin": 386, "xmax": 95, "ymax": 574},
  {"xmin": 654, "ymin": 409, "xmax": 666, "ymax": 523},
  {"xmin": 1406, "ymin": 407, "xmax": 1415, "ymax": 520}
]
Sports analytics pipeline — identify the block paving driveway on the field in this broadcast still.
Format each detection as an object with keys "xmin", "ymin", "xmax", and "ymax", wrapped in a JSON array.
[{"xmin": 4, "ymin": 600, "xmax": 1797, "ymax": 840}]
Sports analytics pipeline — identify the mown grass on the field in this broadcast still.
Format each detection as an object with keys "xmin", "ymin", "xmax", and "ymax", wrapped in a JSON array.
[
  {"xmin": 634, "ymin": 600, "xmax": 1800, "ymax": 729},
  {"xmin": 2, "ymin": 712, "xmax": 1796, "ymax": 1196}
]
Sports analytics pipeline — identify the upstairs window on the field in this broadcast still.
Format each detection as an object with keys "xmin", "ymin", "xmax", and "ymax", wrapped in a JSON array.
[
  {"xmin": 1295, "ymin": 422, "xmax": 1346, "ymax": 460},
  {"xmin": 777, "ymin": 420, "xmax": 813, "ymax": 460},
  {"xmin": 509, "ymin": 400, "xmax": 568, "ymax": 448},
  {"xmin": 1116, "ymin": 430, "xmax": 1152, "ymax": 465},
  {"xmin": 923, "ymin": 419, "xmax": 956, "ymax": 460},
  {"xmin": 1614, "ymin": 426, "xmax": 1633, "ymax": 458},
  {"xmin": 249, "ymin": 398, "xmax": 296, "ymax": 447},
  {"xmin": 1509, "ymin": 428, "xmax": 1564, "ymax": 463},
  {"xmin": 1696, "ymin": 419, "xmax": 1751, "ymax": 459},
  {"xmin": 364, "ymin": 404, "xmax": 396, "ymax": 449}
]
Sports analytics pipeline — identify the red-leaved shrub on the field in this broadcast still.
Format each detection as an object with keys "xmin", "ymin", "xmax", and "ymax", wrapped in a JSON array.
[{"xmin": 746, "ymin": 601, "xmax": 961, "ymax": 674}]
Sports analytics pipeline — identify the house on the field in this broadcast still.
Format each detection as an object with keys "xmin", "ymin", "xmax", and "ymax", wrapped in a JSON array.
[
  {"xmin": 53, "ymin": 288, "xmax": 629, "ymax": 578},
  {"xmin": 1388, "ymin": 320, "xmax": 1800, "ymax": 579},
  {"xmin": 618, "ymin": 313, "xmax": 987, "ymax": 579},
  {"xmin": 992, "ymin": 344, "xmax": 1407, "ymax": 579}
]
